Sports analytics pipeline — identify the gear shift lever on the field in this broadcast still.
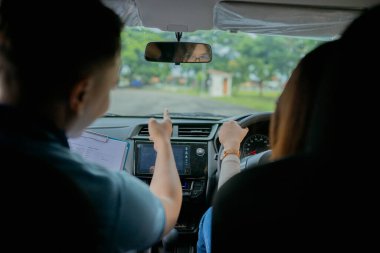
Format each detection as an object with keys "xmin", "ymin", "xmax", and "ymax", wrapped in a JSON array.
[{"xmin": 162, "ymin": 228, "xmax": 179, "ymax": 252}]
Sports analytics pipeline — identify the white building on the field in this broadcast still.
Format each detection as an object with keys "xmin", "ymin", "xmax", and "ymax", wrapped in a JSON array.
[{"xmin": 208, "ymin": 69, "xmax": 232, "ymax": 97}]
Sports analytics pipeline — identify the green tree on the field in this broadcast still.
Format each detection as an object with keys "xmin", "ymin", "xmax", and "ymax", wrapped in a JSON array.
[
  {"xmin": 121, "ymin": 28, "xmax": 319, "ymax": 94},
  {"xmin": 233, "ymin": 34, "xmax": 319, "ymax": 95},
  {"xmin": 121, "ymin": 28, "xmax": 171, "ymax": 84}
]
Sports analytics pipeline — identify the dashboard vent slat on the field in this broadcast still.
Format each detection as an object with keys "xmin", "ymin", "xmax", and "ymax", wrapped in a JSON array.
[
  {"xmin": 138, "ymin": 126, "xmax": 149, "ymax": 136},
  {"xmin": 178, "ymin": 125, "xmax": 212, "ymax": 137}
]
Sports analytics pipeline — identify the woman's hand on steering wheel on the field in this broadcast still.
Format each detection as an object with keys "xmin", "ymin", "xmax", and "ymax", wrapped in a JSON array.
[
  {"xmin": 216, "ymin": 113, "xmax": 272, "ymax": 179},
  {"xmin": 219, "ymin": 121, "xmax": 249, "ymax": 152}
]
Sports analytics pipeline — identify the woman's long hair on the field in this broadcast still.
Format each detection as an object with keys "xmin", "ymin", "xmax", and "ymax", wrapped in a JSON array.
[{"xmin": 270, "ymin": 41, "xmax": 338, "ymax": 160}]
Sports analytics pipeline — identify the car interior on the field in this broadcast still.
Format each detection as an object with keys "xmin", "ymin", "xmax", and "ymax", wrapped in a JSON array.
[{"xmin": 15, "ymin": 0, "xmax": 377, "ymax": 252}]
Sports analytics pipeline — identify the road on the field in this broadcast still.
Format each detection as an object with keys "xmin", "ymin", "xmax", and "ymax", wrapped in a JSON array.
[{"xmin": 109, "ymin": 88, "xmax": 254, "ymax": 117}]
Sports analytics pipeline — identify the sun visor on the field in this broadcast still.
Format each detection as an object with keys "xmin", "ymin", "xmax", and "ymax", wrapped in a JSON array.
[
  {"xmin": 102, "ymin": 0, "xmax": 142, "ymax": 26},
  {"xmin": 214, "ymin": 1, "xmax": 361, "ymax": 40}
]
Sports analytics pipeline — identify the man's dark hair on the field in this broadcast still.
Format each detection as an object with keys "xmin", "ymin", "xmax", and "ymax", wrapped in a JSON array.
[{"xmin": 0, "ymin": 0, "xmax": 123, "ymax": 105}]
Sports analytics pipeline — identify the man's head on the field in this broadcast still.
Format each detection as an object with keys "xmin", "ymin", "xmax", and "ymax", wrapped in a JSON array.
[{"xmin": 0, "ymin": 0, "xmax": 123, "ymax": 136}]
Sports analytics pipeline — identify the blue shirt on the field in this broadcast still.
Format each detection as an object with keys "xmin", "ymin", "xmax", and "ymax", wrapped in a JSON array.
[{"xmin": 0, "ymin": 105, "xmax": 165, "ymax": 252}]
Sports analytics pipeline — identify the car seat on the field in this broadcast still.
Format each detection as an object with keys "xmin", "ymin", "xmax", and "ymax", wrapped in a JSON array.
[{"xmin": 211, "ymin": 5, "xmax": 380, "ymax": 252}]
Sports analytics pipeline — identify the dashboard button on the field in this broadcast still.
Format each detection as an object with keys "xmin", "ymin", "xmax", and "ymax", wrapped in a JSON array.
[{"xmin": 196, "ymin": 148, "xmax": 205, "ymax": 156}]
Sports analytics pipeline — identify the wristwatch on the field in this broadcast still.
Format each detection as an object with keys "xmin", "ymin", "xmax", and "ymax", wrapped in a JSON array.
[{"xmin": 221, "ymin": 148, "xmax": 240, "ymax": 160}]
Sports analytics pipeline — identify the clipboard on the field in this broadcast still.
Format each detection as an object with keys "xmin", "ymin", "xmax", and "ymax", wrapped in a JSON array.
[
  {"xmin": 68, "ymin": 131, "xmax": 129, "ymax": 171},
  {"xmin": 81, "ymin": 130, "xmax": 109, "ymax": 142}
]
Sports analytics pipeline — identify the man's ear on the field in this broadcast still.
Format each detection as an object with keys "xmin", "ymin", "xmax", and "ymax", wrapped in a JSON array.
[{"xmin": 69, "ymin": 79, "xmax": 90, "ymax": 114}]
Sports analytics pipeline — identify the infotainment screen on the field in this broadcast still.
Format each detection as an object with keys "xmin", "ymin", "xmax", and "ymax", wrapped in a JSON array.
[{"xmin": 136, "ymin": 143, "xmax": 191, "ymax": 175}]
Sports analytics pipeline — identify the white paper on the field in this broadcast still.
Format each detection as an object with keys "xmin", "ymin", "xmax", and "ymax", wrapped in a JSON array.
[{"xmin": 68, "ymin": 131, "xmax": 128, "ymax": 171}]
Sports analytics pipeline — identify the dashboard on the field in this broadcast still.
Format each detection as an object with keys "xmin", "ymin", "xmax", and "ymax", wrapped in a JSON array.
[
  {"xmin": 241, "ymin": 121, "xmax": 270, "ymax": 158},
  {"xmin": 84, "ymin": 112, "xmax": 271, "ymax": 235}
]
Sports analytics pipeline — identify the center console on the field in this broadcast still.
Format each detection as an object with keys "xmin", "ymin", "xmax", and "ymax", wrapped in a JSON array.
[
  {"xmin": 134, "ymin": 141, "xmax": 208, "ymax": 233},
  {"xmin": 135, "ymin": 141, "xmax": 208, "ymax": 197},
  {"xmin": 135, "ymin": 141, "xmax": 207, "ymax": 178}
]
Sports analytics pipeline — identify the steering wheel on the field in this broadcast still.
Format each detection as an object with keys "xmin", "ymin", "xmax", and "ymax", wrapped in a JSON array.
[{"xmin": 216, "ymin": 113, "xmax": 272, "ymax": 181}]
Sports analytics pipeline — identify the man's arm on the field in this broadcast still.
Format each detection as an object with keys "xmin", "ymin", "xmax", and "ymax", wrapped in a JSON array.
[{"xmin": 149, "ymin": 109, "xmax": 182, "ymax": 236}]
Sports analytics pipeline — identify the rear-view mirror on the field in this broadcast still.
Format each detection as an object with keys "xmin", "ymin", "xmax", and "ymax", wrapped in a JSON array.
[{"xmin": 145, "ymin": 42, "xmax": 212, "ymax": 63}]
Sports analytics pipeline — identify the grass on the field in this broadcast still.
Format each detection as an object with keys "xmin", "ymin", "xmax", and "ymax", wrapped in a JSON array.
[
  {"xmin": 168, "ymin": 86, "xmax": 280, "ymax": 112},
  {"xmin": 213, "ymin": 90, "xmax": 280, "ymax": 112},
  {"xmin": 146, "ymin": 84, "xmax": 281, "ymax": 112}
]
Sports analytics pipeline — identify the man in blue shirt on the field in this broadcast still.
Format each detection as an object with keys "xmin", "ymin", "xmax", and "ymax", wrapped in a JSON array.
[{"xmin": 0, "ymin": 0, "xmax": 182, "ymax": 252}]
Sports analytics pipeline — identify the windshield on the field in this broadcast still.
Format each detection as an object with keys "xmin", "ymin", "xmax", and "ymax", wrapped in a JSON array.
[{"xmin": 108, "ymin": 27, "xmax": 319, "ymax": 117}]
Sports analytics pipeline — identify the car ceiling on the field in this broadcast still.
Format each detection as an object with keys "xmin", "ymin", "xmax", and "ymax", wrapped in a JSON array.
[
  {"xmin": 103, "ymin": 0, "xmax": 379, "ymax": 38},
  {"xmin": 135, "ymin": 0, "xmax": 380, "ymax": 32}
]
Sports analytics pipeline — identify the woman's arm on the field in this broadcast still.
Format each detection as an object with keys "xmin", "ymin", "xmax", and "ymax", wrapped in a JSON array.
[{"xmin": 217, "ymin": 121, "xmax": 248, "ymax": 189}]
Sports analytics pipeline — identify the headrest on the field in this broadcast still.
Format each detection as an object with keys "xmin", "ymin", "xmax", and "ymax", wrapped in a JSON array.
[{"xmin": 305, "ymin": 5, "xmax": 380, "ymax": 157}]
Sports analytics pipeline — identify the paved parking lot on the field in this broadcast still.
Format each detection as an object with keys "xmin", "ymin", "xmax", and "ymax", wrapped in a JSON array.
[{"xmin": 109, "ymin": 88, "xmax": 254, "ymax": 117}]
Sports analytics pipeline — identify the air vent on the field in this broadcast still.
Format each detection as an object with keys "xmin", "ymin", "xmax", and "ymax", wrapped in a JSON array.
[
  {"xmin": 178, "ymin": 125, "xmax": 212, "ymax": 137},
  {"xmin": 138, "ymin": 126, "xmax": 149, "ymax": 136}
]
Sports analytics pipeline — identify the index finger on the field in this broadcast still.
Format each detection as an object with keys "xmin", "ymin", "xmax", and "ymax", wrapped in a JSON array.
[{"xmin": 163, "ymin": 108, "xmax": 170, "ymax": 120}]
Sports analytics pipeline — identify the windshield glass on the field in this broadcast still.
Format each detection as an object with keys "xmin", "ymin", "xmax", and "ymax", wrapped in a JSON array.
[{"xmin": 108, "ymin": 27, "xmax": 320, "ymax": 118}]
